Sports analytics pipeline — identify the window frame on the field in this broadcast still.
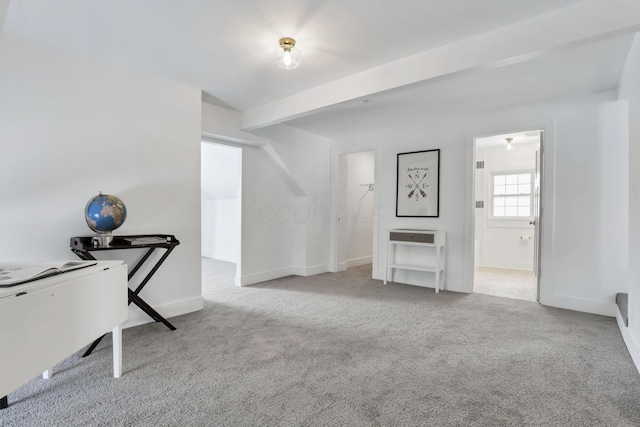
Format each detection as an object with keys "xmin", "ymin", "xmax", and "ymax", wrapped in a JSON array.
[{"xmin": 489, "ymin": 170, "xmax": 535, "ymax": 220}]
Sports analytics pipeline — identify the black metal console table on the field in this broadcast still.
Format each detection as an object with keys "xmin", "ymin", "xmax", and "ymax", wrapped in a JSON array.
[{"xmin": 70, "ymin": 234, "xmax": 180, "ymax": 356}]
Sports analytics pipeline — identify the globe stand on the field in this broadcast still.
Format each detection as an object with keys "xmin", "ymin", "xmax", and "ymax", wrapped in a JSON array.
[{"xmin": 92, "ymin": 232, "xmax": 113, "ymax": 248}]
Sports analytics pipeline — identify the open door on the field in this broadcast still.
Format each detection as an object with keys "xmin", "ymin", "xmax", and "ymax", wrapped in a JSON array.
[{"xmin": 533, "ymin": 131, "xmax": 544, "ymax": 301}]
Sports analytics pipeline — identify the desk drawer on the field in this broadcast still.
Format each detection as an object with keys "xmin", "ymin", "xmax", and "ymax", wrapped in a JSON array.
[{"xmin": 390, "ymin": 232, "xmax": 434, "ymax": 244}]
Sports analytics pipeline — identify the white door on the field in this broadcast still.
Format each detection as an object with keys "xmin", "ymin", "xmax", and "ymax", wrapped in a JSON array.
[{"xmin": 533, "ymin": 132, "xmax": 544, "ymax": 301}]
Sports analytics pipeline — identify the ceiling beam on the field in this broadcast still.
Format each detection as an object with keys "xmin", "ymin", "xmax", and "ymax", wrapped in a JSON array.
[
  {"xmin": 241, "ymin": 0, "xmax": 640, "ymax": 130},
  {"xmin": 202, "ymin": 103, "xmax": 306, "ymax": 197},
  {"xmin": 202, "ymin": 102, "xmax": 269, "ymax": 146}
]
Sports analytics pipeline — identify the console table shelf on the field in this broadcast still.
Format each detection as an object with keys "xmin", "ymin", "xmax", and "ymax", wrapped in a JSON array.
[
  {"xmin": 386, "ymin": 263, "xmax": 442, "ymax": 273},
  {"xmin": 384, "ymin": 229, "xmax": 446, "ymax": 292}
]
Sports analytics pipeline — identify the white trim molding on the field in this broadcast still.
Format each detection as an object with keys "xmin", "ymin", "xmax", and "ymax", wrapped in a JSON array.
[
  {"xmin": 346, "ymin": 256, "xmax": 373, "ymax": 269},
  {"xmin": 616, "ymin": 312, "xmax": 640, "ymax": 374}
]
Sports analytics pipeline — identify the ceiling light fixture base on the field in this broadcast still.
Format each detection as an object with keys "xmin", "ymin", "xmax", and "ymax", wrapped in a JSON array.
[{"xmin": 505, "ymin": 137, "xmax": 514, "ymax": 151}]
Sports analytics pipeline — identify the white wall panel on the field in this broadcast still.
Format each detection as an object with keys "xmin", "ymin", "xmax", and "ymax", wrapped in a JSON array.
[
  {"xmin": 0, "ymin": 34, "xmax": 203, "ymax": 324},
  {"xmin": 618, "ymin": 33, "xmax": 640, "ymax": 368}
]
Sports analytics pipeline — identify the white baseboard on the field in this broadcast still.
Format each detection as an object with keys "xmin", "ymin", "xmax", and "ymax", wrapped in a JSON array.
[
  {"xmin": 443, "ymin": 278, "xmax": 464, "ymax": 292},
  {"xmin": 292, "ymin": 264, "xmax": 329, "ymax": 277},
  {"xmin": 202, "ymin": 250, "xmax": 236, "ymax": 263},
  {"xmin": 346, "ymin": 256, "xmax": 372, "ymax": 268},
  {"xmin": 616, "ymin": 311, "xmax": 640, "ymax": 374},
  {"xmin": 123, "ymin": 296, "xmax": 204, "ymax": 329},
  {"xmin": 201, "ymin": 249, "xmax": 215, "ymax": 259},
  {"xmin": 238, "ymin": 266, "xmax": 296, "ymax": 286},
  {"xmin": 480, "ymin": 259, "xmax": 533, "ymax": 271},
  {"xmin": 238, "ymin": 264, "xmax": 330, "ymax": 286},
  {"xmin": 547, "ymin": 294, "xmax": 617, "ymax": 317}
]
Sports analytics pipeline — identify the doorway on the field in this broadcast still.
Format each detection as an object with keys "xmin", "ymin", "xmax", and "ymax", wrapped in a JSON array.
[
  {"xmin": 336, "ymin": 151, "xmax": 376, "ymax": 273},
  {"xmin": 201, "ymin": 141, "xmax": 241, "ymax": 291},
  {"xmin": 472, "ymin": 130, "xmax": 543, "ymax": 301}
]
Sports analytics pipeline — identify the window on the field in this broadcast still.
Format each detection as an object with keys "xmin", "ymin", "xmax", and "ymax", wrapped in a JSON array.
[{"xmin": 491, "ymin": 172, "xmax": 533, "ymax": 218}]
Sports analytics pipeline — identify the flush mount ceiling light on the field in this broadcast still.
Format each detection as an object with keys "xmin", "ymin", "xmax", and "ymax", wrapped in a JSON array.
[
  {"xmin": 505, "ymin": 137, "xmax": 514, "ymax": 151},
  {"xmin": 274, "ymin": 37, "xmax": 302, "ymax": 69}
]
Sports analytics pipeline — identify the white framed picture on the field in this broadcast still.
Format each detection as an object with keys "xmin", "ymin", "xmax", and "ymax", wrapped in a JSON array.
[{"xmin": 396, "ymin": 149, "xmax": 440, "ymax": 217}]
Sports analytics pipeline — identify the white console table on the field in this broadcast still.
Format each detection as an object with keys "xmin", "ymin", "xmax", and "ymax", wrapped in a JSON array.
[
  {"xmin": 0, "ymin": 261, "xmax": 128, "ymax": 409},
  {"xmin": 384, "ymin": 229, "xmax": 446, "ymax": 292}
]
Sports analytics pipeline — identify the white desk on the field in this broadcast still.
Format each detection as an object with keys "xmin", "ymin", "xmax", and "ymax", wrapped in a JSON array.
[{"xmin": 0, "ymin": 261, "xmax": 128, "ymax": 409}]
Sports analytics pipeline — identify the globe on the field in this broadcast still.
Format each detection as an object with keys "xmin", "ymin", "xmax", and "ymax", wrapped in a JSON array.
[{"xmin": 85, "ymin": 193, "xmax": 127, "ymax": 233}]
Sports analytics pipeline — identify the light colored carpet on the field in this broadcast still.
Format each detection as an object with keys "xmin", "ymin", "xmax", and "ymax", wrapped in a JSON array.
[
  {"xmin": 474, "ymin": 266, "xmax": 537, "ymax": 302},
  {"xmin": 201, "ymin": 257, "xmax": 236, "ymax": 293},
  {"xmin": 2, "ymin": 260, "xmax": 639, "ymax": 426}
]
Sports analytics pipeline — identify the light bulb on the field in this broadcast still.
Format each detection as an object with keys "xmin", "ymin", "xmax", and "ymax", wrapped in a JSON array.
[
  {"xmin": 505, "ymin": 137, "xmax": 514, "ymax": 151},
  {"xmin": 283, "ymin": 50, "xmax": 292, "ymax": 67}
]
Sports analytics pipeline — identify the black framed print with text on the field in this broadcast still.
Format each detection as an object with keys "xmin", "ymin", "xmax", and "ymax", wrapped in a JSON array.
[{"xmin": 396, "ymin": 149, "xmax": 440, "ymax": 217}]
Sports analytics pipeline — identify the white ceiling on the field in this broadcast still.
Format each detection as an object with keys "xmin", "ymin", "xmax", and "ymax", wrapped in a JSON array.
[
  {"xmin": 287, "ymin": 33, "xmax": 634, "ymax": 137},
  {"xmin": 477, "ymin": 131, "xmax": 540, "ymax": 149},
  {"xmin": 2, "ymin": 0, "xmax": 639, "ymax": 138}
]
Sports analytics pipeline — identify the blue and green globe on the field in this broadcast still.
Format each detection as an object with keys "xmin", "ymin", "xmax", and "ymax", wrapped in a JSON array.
[{"xmin": 85, "ymin": 193, "xmax": 127, "ymax": 233}]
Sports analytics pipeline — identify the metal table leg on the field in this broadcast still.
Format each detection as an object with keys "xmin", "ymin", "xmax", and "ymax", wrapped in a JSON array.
[{"xmin": 79, "ymin": 246, "xmax": 177, "ymax": 356}]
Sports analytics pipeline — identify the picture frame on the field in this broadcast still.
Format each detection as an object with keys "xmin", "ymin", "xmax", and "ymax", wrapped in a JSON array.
[{"xmin": 396, "ymin": 149, "xmax": 440, "ymax": 217}]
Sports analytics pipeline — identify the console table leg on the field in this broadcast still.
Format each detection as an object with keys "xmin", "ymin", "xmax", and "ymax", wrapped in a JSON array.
[
  {"xmin": 129, "ymin": 293, "xmax": 176, "ymax": 330},
  {"xmin": 113, "ymin": 325, "xmax": 122, "ymax": 378},
  {"xmin": 1, "ymin": 395, "xmax": 7, "ymax": 409},
  {"xmin": 435, "ymin": 246, "xmax": 441, "ymax": 293}
]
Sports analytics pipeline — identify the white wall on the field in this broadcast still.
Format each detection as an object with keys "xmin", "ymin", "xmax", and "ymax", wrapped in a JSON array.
[
  {"xmin": 201, "ymin": 104, "xmax": 331, "ymax": 285},
  {"xmin": 596, "ymin": 102, "xmax": 628, "ymax": 294},
  {"xmin": 201, "ymin": 142, "xmax": 240, "ymax": 262},
  {"xmin": 330, "ymin": 90, "xmax": 627, "ymax": 316},
  {"xmin": 201, "ymin": 142, "xmax": 241, "ymax": 199},
  {"xmin": 330, "ymin": 125, "xmax": 465, "ymax": 290},
  {"xmin": 344, "ymin": 151, "xmax": 375, "ymax": 267},
  {"xmin": 547, "ymin": 97, "xmax": 628, "ymax": 315},
  {"xmin": 201, "ymin": 200, "xmax": 239, "ymax": 262},
  {"xmin": 476, "ymin": 143, "xmax": 536, "ymax": 271},
  {"xmin": 238, "ymin": 145, "xmax": 299, "ymax": 283},
  {"xmin": 0, "ymin": 33, "xmax": 203, "ymax": 327},
  {"xmin": 618, "ymin": 33, "xmax": 640, "ymax": 368},
  {"xmin": 0, "ymin": 0, "xmax": 8, "ymax": 31}
]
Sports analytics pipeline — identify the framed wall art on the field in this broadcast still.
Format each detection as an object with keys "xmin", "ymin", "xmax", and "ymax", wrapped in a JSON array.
[{"xmin": 396, "ymin": 149, "xmax": 440, "ymax": 217}]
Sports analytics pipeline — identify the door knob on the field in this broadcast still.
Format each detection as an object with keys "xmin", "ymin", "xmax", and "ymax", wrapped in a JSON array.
[{"xmin": 530, "ymin": 220, "xmax": 536, "ymax": 225}]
